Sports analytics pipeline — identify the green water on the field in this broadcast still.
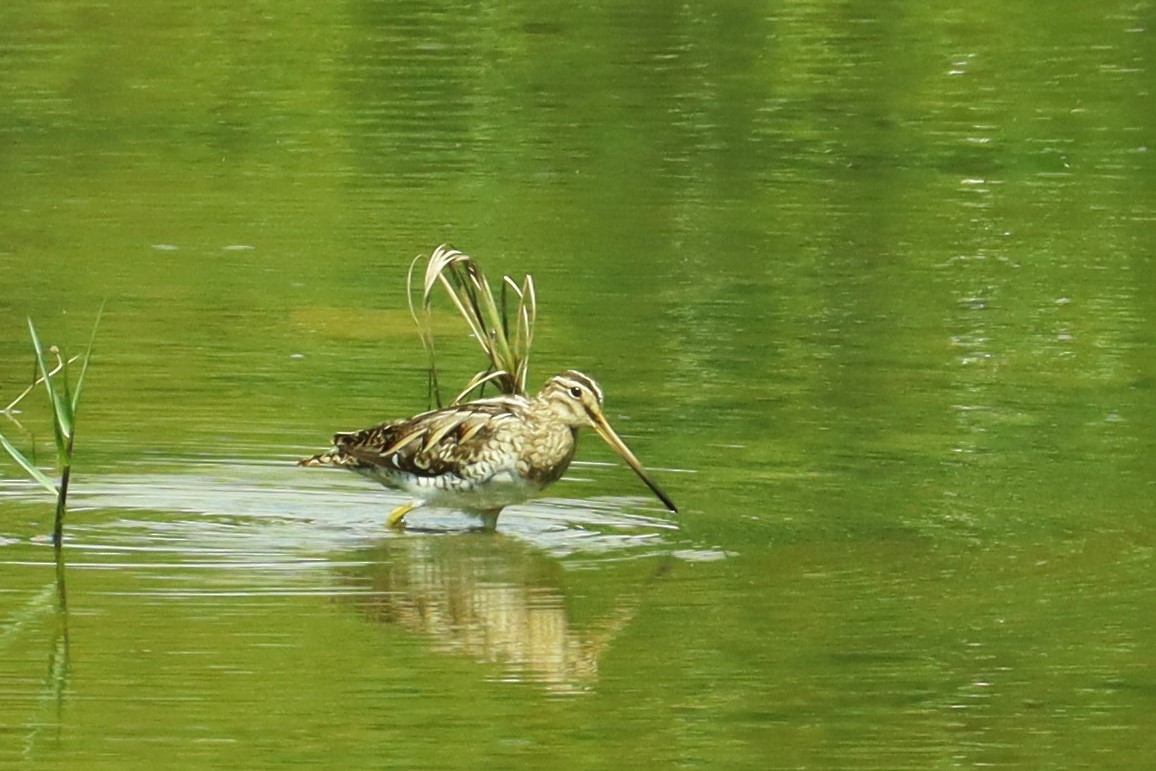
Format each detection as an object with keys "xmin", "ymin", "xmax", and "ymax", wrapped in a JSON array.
[{"xmin": 2, "ymin": 1, "xmax": 1154, "ymax": 768}]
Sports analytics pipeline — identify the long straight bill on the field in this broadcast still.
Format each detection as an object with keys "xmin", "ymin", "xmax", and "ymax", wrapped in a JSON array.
[{"xmin": 589, "ymin": 413, "xmax": 678, "ymax": 513}]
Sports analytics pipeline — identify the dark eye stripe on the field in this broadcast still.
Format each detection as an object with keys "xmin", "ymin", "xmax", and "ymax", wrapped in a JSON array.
[{"xmin": 556, "ymin": 370, "xmax": 604, "ymax": 403}]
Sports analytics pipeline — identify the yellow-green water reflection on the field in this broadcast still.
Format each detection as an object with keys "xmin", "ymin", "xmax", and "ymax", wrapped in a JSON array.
[{"xmin": 2, "ymin": 0, "xmax": 1154, "ymax": 768}]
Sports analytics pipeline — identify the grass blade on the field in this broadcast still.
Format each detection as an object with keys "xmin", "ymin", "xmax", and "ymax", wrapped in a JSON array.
[
  {"xmin": 0, "ymin": 431, "xmax": 58, "ymax": 494},
  {"xmin": 26, "ymin": 319, "xmax": 72, "ymax": 461},
  {"xmin": 409, "ymin": 245, "xmax": 538, "ymax": 402},
  {"xmin": 407, "ymin": 254, "xmax": 444, "ymax": 406},
  {"xmin": 70, "ymin": 302, "xmax": 104, "ymax": 415},
  {"xmin": 449, "ymin": 370, "xmax": 511, "ymax": 405}
]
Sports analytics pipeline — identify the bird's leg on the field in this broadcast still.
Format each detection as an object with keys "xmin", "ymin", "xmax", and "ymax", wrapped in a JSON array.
[
  {"xmin": 386, "ymin": 501, "xmax": 417, "ymax": 529},
  {"xmin": 477, "ymin": 508, "xmax": 503, "ymax": 532}
]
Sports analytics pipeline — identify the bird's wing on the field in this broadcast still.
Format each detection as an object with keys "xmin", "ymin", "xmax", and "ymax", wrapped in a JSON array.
[{"xmin": 333, "ymin": 398, "xmax": 524, "ymax": 477}]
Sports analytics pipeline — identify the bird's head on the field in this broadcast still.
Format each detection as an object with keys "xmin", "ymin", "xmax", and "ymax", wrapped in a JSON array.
[{"xmin": 538, "ymin": 370, "xmax": 677, "ymax": 513}]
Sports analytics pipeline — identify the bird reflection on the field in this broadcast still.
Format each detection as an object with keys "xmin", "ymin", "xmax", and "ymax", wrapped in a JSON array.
[{"xmin": 341, "ymin": 534, "xmax": 637, "ymax": 693}]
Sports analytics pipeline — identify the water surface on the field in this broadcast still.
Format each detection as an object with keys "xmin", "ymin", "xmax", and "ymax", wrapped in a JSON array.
[{"xmin": 2, "ymin": 1, "xmax": 1153, "ymax": 768}]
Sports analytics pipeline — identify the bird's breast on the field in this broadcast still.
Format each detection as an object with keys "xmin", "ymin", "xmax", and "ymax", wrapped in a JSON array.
[{"xmin": 516, "ymin": 424, "xmax": 578, "ymax": 487}]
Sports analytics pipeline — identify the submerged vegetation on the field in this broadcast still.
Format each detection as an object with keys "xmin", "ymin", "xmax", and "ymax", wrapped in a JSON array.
[
  {"xmin": 0, "ymin": 308, "xmax": 102, "ymax": 548},
  {"xmin": 407, "ymin": 244, "xmax": 536, "ymax": 407}
]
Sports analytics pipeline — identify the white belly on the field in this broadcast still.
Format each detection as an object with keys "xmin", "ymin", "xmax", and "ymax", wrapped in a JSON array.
[{"xmin": 355, "ymin": 466, "xmax": 542, "ymax": 511}]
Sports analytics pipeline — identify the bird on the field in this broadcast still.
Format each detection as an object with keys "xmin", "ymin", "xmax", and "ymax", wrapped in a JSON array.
[{"xmin": 298, "ymin": 370, "xmax": 677, "ymax": 529}]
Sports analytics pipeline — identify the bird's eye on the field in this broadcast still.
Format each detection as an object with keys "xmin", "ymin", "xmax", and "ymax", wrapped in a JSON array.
[{"xmin": 568, "ymin": 386, "xmax": 582, "ymax": 398}]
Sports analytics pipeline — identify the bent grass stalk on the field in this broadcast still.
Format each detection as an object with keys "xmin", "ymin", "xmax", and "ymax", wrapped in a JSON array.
[
  {"xmin": 4, "ymin": 348, "xmax": 78, "ymax": 414},
  {"xmin": 0, "ymin": 308, "xmax": 102, "ymax": 548},
  {"xmin": 407, "ymin": 245, "xmax": 536, "ymax": 406}
]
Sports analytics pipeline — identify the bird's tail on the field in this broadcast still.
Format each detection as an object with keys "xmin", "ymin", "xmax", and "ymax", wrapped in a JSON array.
[{"xmin": 298, "ymin": 450, "xmax": 345, "ymax": 467}]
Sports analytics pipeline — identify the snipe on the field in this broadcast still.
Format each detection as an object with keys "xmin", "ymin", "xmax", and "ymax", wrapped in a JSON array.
[{"xmin": 299, "ymin": 370, "xmax": 677, "ymax": 528}]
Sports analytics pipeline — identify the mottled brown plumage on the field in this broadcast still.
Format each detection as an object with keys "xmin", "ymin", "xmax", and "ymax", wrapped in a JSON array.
[{"xmin": 299, "ymin": 370, "xmax": 676, "ymax": 528}]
